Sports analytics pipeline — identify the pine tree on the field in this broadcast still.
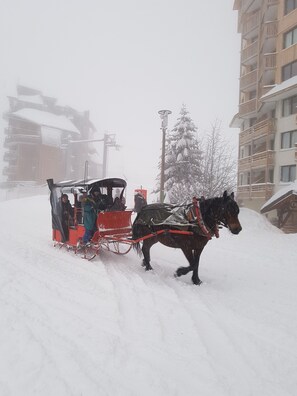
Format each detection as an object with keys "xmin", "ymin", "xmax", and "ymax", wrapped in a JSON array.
[{"xmin": 164, "ymin": 105, "xmax": 203, "ymax": 203}]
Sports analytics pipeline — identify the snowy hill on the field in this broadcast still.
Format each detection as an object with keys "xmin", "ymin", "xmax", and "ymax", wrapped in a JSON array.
[{"xmin": 0, "ymin": 196, "xmax": 296, "ymax": 396}]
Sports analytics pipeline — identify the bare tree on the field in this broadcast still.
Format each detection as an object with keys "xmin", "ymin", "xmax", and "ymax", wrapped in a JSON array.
[{"xmin": 201, "ymin": 119, "xmax": 237, "ymax": 197}]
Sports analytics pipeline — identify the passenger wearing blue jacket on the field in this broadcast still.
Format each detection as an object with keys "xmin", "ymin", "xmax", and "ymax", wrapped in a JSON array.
[{"xmin": 82, "ymin": 194, "xmax": 97, "ymax": 244}]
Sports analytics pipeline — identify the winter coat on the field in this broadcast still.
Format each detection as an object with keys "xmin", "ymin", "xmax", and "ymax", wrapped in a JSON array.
[
  {"xmin": 134, "ymin": 193, "xmax": 147, "ymax": 213},
  {"xmin": 83, "ymin": 198, "xmax": 97, "ymax": 231},
  {"xmin": 61, "ymin": 200, "xmax": 74, "ymax": 223}
]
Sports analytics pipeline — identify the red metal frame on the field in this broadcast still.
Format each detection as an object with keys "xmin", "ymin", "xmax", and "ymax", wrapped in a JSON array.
[{"xmin": 53, "ymin": 210, "xmax": 133, "ymax": 248}]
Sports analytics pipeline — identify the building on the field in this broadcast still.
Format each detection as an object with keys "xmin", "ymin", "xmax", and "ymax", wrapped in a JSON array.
[
  {"xmin": 260, "ymin": 180, "xmax": 297, "ymax": 232},
  {"xmin": 231, "ymin": 0, "xmax": 297, "ymax": 229},
  {"xmin": 3, "ymin": 85, "xmax": 100, "ymax": 185}
]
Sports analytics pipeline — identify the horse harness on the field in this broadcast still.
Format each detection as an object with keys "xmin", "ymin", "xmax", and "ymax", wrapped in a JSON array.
[{"xmin": 146, "ymin": 197, "xmax": 224, "ymax": 241}]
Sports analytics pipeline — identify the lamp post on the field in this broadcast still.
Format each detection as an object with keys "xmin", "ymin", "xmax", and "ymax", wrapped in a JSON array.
[
  {"xmin": 102, "ymin": 133, "xmax": 120, "ymax": 178},
  {"xmin": 158, "ymin": 109, "xmax": 171, "ymax": 203}
]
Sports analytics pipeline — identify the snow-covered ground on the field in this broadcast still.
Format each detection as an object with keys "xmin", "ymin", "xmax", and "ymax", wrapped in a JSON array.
[{"xmin": 0, "ymin": 195, "xmax": 296, "ymax": 396}]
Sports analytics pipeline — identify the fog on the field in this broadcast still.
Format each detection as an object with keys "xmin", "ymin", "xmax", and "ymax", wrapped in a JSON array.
[{"xmin": 0, "ymin": 0, "xmax": 240, "ymax": 195}]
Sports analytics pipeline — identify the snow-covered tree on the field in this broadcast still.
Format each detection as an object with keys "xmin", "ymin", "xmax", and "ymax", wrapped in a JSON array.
[
  {"xmin": 164, "ymin": 105, "xmax": 203, "ymax": 203},
  {"xmin": 200, "ymin": 119, "xmax": 237, "ymax": 197},
  {"xmin": 155, "ymin": 111, "xmax": 236, "ymax": 203}
]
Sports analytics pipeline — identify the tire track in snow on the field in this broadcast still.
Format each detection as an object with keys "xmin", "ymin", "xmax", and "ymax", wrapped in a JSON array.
[{"xmin": 97, "ymin": 254, "xmax": 218, "ymax": 396}]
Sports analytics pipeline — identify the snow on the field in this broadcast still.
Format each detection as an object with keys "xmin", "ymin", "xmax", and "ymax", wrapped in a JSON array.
[
  {"xmin": 18, "ymin": 94, "xmax": 44, "ymax": 105},
  {"xmin": 261, "ymin": 75, "xmax": 297, "ymax": 101},
  {"xmin": 0, "ymin": 195, "xmax": 297, "ymax": 396},
  {"xmin": 11, "ymin": 108, "xmax": 80, "ymax": 134},
  {"xmin": 40, "ymin": 126, "xmax": 62, "ymax": 147},
  {"xmin": 261, "ymin": 179, "xmax": 297, "ymax": 212}
]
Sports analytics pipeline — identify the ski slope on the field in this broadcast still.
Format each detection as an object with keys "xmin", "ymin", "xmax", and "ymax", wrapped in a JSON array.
[{"xmin": 0, "ymin": 195, "xmax": 296, "ymax": 396}]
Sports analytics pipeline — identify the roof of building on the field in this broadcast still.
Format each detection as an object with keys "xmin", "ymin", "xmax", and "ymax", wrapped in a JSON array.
[
  {"xmin": 10, "ymin": 108, "xmax": 80, "ymax": 134},
  {"xmin": 260, "ymin": 180, "xmax": 297, "ymax": 213},
  {"xmin": 261, "ymin": 75, "xmax": 297, "ymax": 102},
  {"xmin": 18, "ymin": 94, "xmax": 44, "ymax": 105}
]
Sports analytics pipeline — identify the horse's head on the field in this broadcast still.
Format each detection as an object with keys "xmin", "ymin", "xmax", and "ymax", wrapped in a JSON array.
[{"xmin": 221, "ymin": 191, "xmax": 242, "ymax": 235}]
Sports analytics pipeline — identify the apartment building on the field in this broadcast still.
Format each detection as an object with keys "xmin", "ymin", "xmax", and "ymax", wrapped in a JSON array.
[
  {"xmin": 231, "ymin": 0, "xmax": 297, "ymax": 227},
  {"xmin": 3, "ymin": 85, "xmax": 100, "ymax": 185}
]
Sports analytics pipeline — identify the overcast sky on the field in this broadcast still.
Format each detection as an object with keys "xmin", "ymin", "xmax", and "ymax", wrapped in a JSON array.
[{"xmin": 0, "ymin": 0, "xmax": 240, "ymax": 195}]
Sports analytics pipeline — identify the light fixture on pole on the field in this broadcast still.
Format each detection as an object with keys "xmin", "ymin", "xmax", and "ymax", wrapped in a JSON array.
[{"xmin": 158, "ymin": 109, "xmax": 171, "ymax": 203}]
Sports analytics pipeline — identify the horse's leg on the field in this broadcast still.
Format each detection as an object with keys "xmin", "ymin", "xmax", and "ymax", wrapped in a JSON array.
[
  {"xmin": 191, "ymin": 240, "xmax": 208, "ymax": 285},
  {"xmin": 175, "ymin": 246, "xmax": 194, "ymax": 278},
  {"xmin": 142, "ymin": 238, "xmax": 157, "ymax": 271},
  {"xmin": 191, "ymin": 250, "xmax": 202, "ymax": 285}
]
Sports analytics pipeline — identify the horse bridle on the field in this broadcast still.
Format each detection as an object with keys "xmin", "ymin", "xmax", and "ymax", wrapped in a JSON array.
[{"xmin": 214, "ymin": 198, "xmax": 239, "ymax": 230}]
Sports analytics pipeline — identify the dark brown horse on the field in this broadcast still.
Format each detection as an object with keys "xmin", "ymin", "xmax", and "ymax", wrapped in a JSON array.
[{"xmin": 132, "ymin": 191, "xmax": 242, "ymax": 285}]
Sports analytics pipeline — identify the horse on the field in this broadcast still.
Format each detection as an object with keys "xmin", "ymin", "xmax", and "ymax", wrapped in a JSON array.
[{"xmin": 132, "ymin": 191, "xmax": 242, "ymax": 285}]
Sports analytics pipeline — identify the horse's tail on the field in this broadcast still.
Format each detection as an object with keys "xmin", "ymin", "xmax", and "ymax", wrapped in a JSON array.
[
  {"xmin": 132, "ymin": 241, "xmax": 142, "ymax": 256},
  {"xmin": 132, "ymin": 220, "xmax": 144, "ymax": 257}
]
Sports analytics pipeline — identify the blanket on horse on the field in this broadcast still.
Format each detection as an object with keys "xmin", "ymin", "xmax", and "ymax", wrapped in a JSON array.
[{"xmin": 135, "ymin": 202, "xmax": 211, "ymax": 237}]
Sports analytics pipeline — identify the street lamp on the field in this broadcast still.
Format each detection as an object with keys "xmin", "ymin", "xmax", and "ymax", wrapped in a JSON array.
[
  {"xmin": 102, "ymin": 133, "xmax": 120, "ymax": 178},
  {"xmin": 158, "ymin": 109, "xmax": 172, "ymax": 203}
]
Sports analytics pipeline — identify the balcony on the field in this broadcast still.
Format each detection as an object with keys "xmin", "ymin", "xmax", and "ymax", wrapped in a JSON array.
[
  {"xmin": 237, "ymin": 183, "xmax": 274, "ymax": 200},
  {"xmin": 238, "ymin": 151, "xmax": 275, "ymax": 172},
  {"xmin": 3, "ymin": 151, "xmax": 17, "ymax": 162},
  {"xmin": 264, "ymin": 52, "xmax": 276, "ymax": 69},
  {"xmin": 240, "ymin": 69, "xmax": 257, "ymax": 90},
  {"xmin": 239, "ymin": 98, "xmax": 257, "ymax": 117},
  {"xmin": 260, "ymin": 21, "xmax": 278, "ymax": 52},
  {"xmin": 251, "ymin": 150, "xmax": 275, "ymax": 168},
  {"xmin": 265, "ymin": 21, "xmax": 278, "ymax": 37},
  {"xmin": 239, "ymin": 119, "xmax": 276, "ymax": 145},
  {"xmin": 4, "ymin": 134, "xmax": 40, "ymax": 147},
  {"xmin": 2, "ymin": 166, "xmax": 17, "ymax": 176},
  {"xmin": 241, "ymin": 40, "xmax": 258, "ymax": 64},
  {"xmin": 242, "ymin": 11, "xmax": 260, "ymax": 36},
  {"xmin": 253, "ymin": 119, "xmax": 276, "ymax": 138}
]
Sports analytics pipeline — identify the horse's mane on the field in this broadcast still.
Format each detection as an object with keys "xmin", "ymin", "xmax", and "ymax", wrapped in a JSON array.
[{"xmin": 200, "ymin": 197, "xmax": 223, "ymax": 216}]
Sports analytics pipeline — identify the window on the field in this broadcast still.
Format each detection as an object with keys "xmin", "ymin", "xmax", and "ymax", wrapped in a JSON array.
[
  {"xmin": 239, "ymin": 145, "xmax": 251, "ymax": 158},
  {"xmin": 240, "ymin": 146, "xmax": 244, "ymax": 159},
  {"xmin": 239, "ymin": 172, "xmax": 250, "ymax": 186},
  {"xmin": 282, "ymin": 60, "xmax": 297, "ymax": 81},
  {"xmin": 282, "ymin": 95, "xmax": 297, "ymax": 116},
  {"xmin": 281, "ymin": 165, "xmax": 296, "ymax": 182},
  {"xmin": 284, "ymin": 26, "xmax": 297, "ymax": 48},
  {"xmin": 268, "ymin": 168, "xmax": 274, "ymax": 183},
  {"xmin": 281, "ymin": 130, "xmax": 297, "ymax": 148},
  {"xmin": 252, "ymin": 136, "xmax": 266, "ymax": 154},
  {"xmin": 285, "ymin": 0, "xmax": 297, "ymax": 15},
  {"xmin": 251, "ymin": 169, "xmax": 265, "ymax": 184}
]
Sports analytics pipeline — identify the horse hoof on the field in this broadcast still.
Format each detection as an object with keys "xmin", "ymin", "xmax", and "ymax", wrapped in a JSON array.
[
  {"xmin": 175, "ymin": 267, "xmax": 188, "ymax": 277},
  {"xmin": 192, "ymin": 278, "xmax": 202, "ymax": 286},
  {"xmin": 145, "ymin": 265, "xmax": 153, "ymax": 271}
]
